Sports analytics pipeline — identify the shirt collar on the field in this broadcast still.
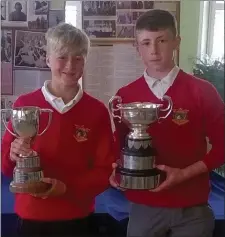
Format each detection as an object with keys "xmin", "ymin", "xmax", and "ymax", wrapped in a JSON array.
[
  {"xmin": 144, "ymin": 66, "xmax": 180, "ymax": 88},
  {"xmin": 42, "ymin": 80, "xmax": 83, "ymax": 104}
]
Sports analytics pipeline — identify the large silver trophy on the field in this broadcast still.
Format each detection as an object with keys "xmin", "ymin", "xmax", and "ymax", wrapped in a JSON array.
[
  {"xmin": 109, "ymin": 96, "xmax": 173, "ymax": 190},
  {"xmin": 1, "ymin": 106, "xmax": 53, "ymax": 194}
]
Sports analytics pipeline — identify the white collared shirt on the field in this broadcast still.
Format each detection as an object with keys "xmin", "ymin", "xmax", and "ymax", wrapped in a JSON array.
[
  {"xmin": 144, "ymin": 66, "xmax": 180, "ymax": 99},
  {"xmin": 41, "ymin": 80, "xmax": 83, "ymax": 113}
]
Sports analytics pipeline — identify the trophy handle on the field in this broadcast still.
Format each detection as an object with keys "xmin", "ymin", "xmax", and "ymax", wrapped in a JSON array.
[
  {"xmin": 158, "ymin": 95, "xmax": 173, "ymax": 121},
  {"xmin": 108, "ymin": 96, "xmax": 122, "ymax": 122},
  {"xmin": 37, "ymin": 109, "xmax": 53, "ymax": 136},
  {"xmin": 1, "ymin": 109, "xmax": 18, "ymax": 137}
]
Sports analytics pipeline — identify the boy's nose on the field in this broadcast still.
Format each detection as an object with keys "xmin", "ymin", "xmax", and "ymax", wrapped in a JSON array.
[{"xmin": 149, "ymin": 44, "xmax": 158, "ymax": 55}]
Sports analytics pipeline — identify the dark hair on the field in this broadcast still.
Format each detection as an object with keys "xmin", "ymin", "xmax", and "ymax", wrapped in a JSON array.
[
  {"xmin": 135, "ymin": 9, "xmax": 178, "ymax": 37},
  {"xmin": 15, "ymin": 2, "xmax": 22, "ymax": 8}
]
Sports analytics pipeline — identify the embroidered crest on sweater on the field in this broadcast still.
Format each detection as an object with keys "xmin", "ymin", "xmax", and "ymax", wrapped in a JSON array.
[
  {"xmin": 74, "ymin": 125, "xmax": 90, "ymax": 142},
  {"xmin": 172, "ymin": 108, "xmax": 189, "ymax": 125}
]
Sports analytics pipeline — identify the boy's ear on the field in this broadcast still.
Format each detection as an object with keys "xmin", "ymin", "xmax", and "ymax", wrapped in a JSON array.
[
  {"xmin": 175, "ymin": 35, "xmax": 181, "ymax": 50},
  {"xmin": 46, "ymin": 56, "xmax": 50, "ymax": 67},
  {"xmin": 134, "ymin": 41, "xmax": 141, "ymax": 55}
]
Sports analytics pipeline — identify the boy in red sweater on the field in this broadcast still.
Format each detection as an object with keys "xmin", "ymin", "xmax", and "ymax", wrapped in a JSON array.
[
  {"xmin": 109, "ymin": 9, "xmax": 224, "ymax": 237},
  {"xmin": 1, "ymin": 23, "xmax": 115, "ymax": 236}
]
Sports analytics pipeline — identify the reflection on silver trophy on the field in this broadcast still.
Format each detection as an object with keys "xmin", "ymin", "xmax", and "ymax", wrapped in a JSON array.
[
  {"xmin": 1, "ymin": 106, "xmax": 53, "ymax": 194},
  {"xmin": 109, "ymin": 96, "xmax": 173, "ymax": 190}
]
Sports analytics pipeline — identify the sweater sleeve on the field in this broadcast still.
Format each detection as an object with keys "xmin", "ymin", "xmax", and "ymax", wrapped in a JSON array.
[
  {"xmin": 201, "ymin": 81, "xmax": 225, "ymax": 171},
  {"xmin": 66, "ymin": 107, "xmax": 116, "ymax": 202},
  {"xmin": 1, "ymin": 98, "xmax": 23, "ymax": 177}
]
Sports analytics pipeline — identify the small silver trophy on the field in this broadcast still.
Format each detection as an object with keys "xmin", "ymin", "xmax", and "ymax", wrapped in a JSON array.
[
  {"xmin": 109, "ymin": 96, "xmax": 173, "ymax": 190},
  {"xmin": 1, "ymin": 106, "xmax": 53, "ymax": 194}
]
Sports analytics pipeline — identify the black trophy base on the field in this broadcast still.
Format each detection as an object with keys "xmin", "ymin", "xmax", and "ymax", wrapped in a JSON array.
[
  {"xmin": 115, "ymin": 166, "xmax": 161, "ymax": 190},
  {"xmin": 124, "ymin": 137, "xmax": 157, "ymax": 157}
]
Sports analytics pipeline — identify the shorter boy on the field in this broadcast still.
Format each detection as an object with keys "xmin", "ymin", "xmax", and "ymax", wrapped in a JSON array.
[{"xmin": 2, "ymin": 23, "xmax": 115, "ymax": 237}]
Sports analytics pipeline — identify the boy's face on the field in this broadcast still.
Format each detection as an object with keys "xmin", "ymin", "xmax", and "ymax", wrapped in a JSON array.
[
  {"xmin": 136, "ymin": 29, "xmax": 180, "ymax": 72},
  {"xmin": 46, "ymin": 52, "xmax": 85, "ymax": 87},
  {"xmin": 15, "ymin": 3, "xmax": 22, "ymax": 12}
]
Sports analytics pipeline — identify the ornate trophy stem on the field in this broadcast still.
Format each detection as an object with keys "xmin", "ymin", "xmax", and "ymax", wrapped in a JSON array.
[{"xmin": 1, "ymin": 106, "xmax": 53, "ymax": 194}]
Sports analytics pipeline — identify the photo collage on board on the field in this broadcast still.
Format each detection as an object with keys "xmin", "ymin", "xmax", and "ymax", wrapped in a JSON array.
[
  {"xmin": 82, "ymin": 1, "xmax": 155, "ymax": 39},
  {"xmin": 1, "ymin": 0, "xmax": 66, "ymax": 99}
]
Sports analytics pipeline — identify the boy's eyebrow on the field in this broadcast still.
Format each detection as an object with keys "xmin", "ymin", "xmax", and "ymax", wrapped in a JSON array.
[{"xmin": 140, "ymin": 35, "xmax": 165, "ymax": 42}]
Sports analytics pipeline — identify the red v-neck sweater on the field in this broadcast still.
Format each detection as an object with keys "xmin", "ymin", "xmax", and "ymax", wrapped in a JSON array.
[
  {"xmin": 114, "ymin": 70, "xmax": 224, "ymax": 207},
  {"xmin": 1, "ymin": 89, "xmax": 115, "ymax": 221}
]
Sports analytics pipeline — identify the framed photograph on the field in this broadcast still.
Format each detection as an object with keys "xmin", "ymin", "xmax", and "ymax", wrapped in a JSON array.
[
  {"xmin": 132, "ymin": 11, "xmax": 143, "ymax": 23},
  {"xmin": 1, "ymin": 1, "xmax": 6, "ymax": 21},
  {"xmin": 84, "ymin": 20, "xmax": 116, "ymax": 39},
  {"xmin": 14, "ymin": 30, "xmax": 48, "ymax": 69},
  {"xmin": 130, "ymin": 1, "xmax": 153, "ymax": 10},
  {"xmin": 3, "ymin": 95, "xmax": 18, "ymax": 122},
  {"xmin": 83, "ymin": 1, "xmax": 116, "ymax": 17},
  {"xmin": 33, "ymin": 1, "xmax": 49, "ymax": 15},
  {"xmin": 28, "ymin": 15, "xmax": 48, "ymax": 30},
  {"xmin": 117, "ymin": 11, "xmax": 132, "ymax": 24},
  {"xmin": 1, "ymin": 29, "xmax": 13, "ymax": 95},
  {"xmin": 5, "ymin": 95, "xmax": 18, "ymax": 109},
  {"xmin": 1, "ymin": 29, "xmax": 12, "ymax": 63},
  {"xmin": 144, "ymin": 1, "xmax": 154, "ymax": 9},
  {"xmin": 1, "ymin": 97, "xmax": 6, "ymax": 109},
  {"xmin": 1, "ymin": 61, "xmax": 13, "ymax": 95},
  {"xmin": 117, "ymin": 1, "xmax": 131, "ymax": 10},
  {"xmin": 82, "ymin": 1, "xmax": 117, "ymax": 40},
  {"xmin": 2, "ymin": 0, "xmax": 28, "ymax": 27},
  {"xmin": 7, "ymin": 0, "xmax": 27, "ymax": 28},
  {"xmin": 116, "ymin": 25, "xmax": 134, "ymax": 38},
  {"xmin": 48, "ymin": 10, "xmax": 65, "ymax": 27},
  {"xmin": 27, "ymin": 1, "xmax": 49, "ymax": 30},
  {"xmin": 8, "ymin": 0, "xmax": 27, "ymax": 22},
  {"xmin": 131, "ymin": 1, "xmax": 145, "ymax": 9}
]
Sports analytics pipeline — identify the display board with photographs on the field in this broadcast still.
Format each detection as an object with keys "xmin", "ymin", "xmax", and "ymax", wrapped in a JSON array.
[
  {"xmin": 82, "ymin": 1, "xmax": 180, "ymax": 40},
  {"xmin": 1, "ymin": 1, "xmax": 65, "ymax": 76},
  {"xmin": 0, "ymin": 1, "xmax": 67, "ymax": 103}
]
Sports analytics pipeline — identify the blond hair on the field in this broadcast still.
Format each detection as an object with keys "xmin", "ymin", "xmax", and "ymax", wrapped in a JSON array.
[{"xmin": 46, "ymin": 23, "xmax": 90, "ymax": 58}]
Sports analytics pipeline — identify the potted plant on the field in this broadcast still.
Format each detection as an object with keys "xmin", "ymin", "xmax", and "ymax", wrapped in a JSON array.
[
  {"xmin": 193, "ymin": 56, "xmax": 224, "ymax": 100},
  {"xmin": 193, "ymin": 56, "xmax": 224, "ymax": 177}
]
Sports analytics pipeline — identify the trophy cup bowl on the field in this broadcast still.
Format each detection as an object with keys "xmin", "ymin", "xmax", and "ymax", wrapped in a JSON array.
[
  {"xmin": 1, "ymin": 106, "xmax": 53, "ymax": 194},
  {"xmin": 109, "ymin": 96, "xmax": 173, "ymax": 190}
]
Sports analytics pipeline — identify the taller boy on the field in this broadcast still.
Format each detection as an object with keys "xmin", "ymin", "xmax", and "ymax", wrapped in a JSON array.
[{"xmin": 110, "ymin": 9, "xmax": 224, "ymax": 237}]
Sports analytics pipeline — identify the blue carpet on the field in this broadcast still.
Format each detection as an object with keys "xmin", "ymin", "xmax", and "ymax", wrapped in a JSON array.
[
  {"xmin": 1, "ymin": 172, "xmax": 224, "ymax": 237},
  {"xmin": 209, "ymin": 172, "xmax": 225, "ymax": 220}
]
